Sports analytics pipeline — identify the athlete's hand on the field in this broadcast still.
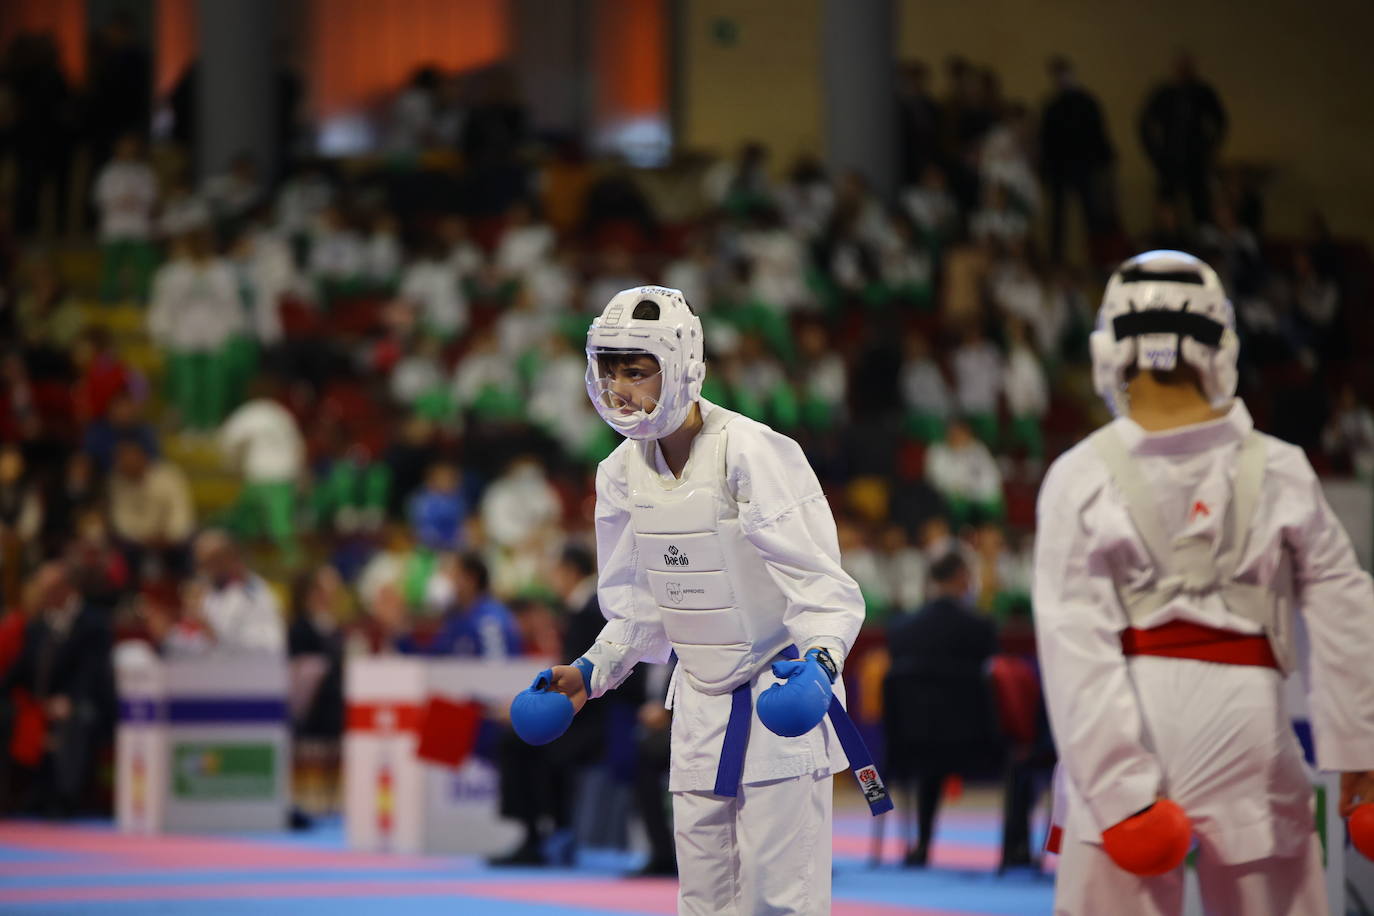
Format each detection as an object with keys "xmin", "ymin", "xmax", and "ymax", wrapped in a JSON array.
[
  {"xmin": 1340, "ymin": 771, "xmax": 1374, "ymax": 818},
  {"xmin": 546, "ymin": 665, "xmax": 589, "ymax": 713}
]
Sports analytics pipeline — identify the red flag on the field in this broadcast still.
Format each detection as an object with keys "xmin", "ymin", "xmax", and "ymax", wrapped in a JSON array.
[{"xmin": 415, "ymin": 696, "xmax": 483, "ymax": 768}]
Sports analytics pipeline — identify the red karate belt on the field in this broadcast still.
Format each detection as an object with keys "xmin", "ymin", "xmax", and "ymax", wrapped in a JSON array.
[{"xmin": 1120, "ymin": 620, "xmax": 1278, "ymax": 669}]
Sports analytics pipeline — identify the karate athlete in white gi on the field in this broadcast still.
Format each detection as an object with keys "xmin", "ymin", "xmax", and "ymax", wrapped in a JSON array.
[
  {"xmin": 1034, "ymin": 250, "xmax": 1374, "ymax": 915},
  {"xmin": 510, "ymin": 285, "xmax": 890, "ymax": 916}
]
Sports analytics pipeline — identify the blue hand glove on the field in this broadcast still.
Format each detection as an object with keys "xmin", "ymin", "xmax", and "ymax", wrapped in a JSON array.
[
  {"xmin": 756, "ymin": 649, "xmax": 836, "ymax": 738},
  {"xmin": 509, "ymin": 668, "xmax": 575, "ymax": 746}
]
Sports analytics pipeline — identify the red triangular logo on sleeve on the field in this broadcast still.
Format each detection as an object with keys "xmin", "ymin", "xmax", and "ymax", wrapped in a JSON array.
[{"xmin": 1190, "ymin": 500, "xmax": 1211, "ymax": 519}]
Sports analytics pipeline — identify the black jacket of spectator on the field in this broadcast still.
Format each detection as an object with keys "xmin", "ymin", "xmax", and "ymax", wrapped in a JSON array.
[
  {"xmin": 882, "ymin": 594, "xmax": 1000, "ymax": 778},
  {"xmin": 1040, "ymin": 86, "xmax": 1113, "ymax": 182},
  {"xmin": 288, "ymin": 615, "xmax": 345, "ymax": 740}
]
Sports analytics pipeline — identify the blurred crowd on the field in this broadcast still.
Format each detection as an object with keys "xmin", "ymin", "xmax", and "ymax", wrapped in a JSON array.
[{"xmin": 2, "ymin": 31, "xmax": 1374, "ymax": 870}]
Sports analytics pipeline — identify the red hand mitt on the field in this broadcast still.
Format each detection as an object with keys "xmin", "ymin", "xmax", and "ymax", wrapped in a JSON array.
[{"xmin": 1102, "ymin": 799, "xmax": 1191, "ymax": 876}]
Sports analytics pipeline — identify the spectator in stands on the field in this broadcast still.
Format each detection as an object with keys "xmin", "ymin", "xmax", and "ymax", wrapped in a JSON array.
[
  {"xmin": 219, "ymin": 379, "xmax": 306, "ymax": 566},
  {"xmin": 362, "ymin": 210, "xmax": 403, "ymax": 289},
  {"xmin": 1139, "ymin": 53, "xmax": 1228, "ymax": 223},
  {"xmin": 493, "ymin": 199, "xmax": 555, "ymax": 287},
  {"xmin": 902, "ymin": 164, "xmax": 961, "ymax": 248},
  {"xmin": 86, "ymin": 12, "xmax": 151, "ymax": 166},
  {"xmin": 1141, "ymin": 198, "xmax": 1195, "ymax": 254},
  {"xmin": 408, "ymin": 462, "xmax": 467, "ymax": 552},
  {"xmin": 925, "ymin": 417, "xmax": 1004, "ymax": 525},
  {"xmin": 969, "ymin": 182, "xmax": 1029, "ymax": 248},
  {"xmin": 878, "ymin": 210, "xmax": 935, "ymax": 309},
  {"xmin": 451, "ymin": 326, "xmax": 523, "ymax": 421},
  {"xmin": 232, "ymin": 214, "xmax": 302, "ymax": 358},
  {"xmin": 1039, "ymin": 57, "xmax": 1115, "ymax": 263},
  {"xmin": 951, "ymin": 326, "xmax": 1003, "ymax": 445},
  {"xmin": 980, "ymin": 103, "xmax": 1039, "ymax": 218},
  {"xmin": 148, "ymin": 232, "xmax": 245, "ymax": 433},
  {"xmin": 877, "ymin": 522, "xmax": 929, "ymax": 616},
  {"xmin": 84, "ymin": 391, "xmax": 157, "ymax": 474},
  {"xmin": 1197, "ymin": 199, "xmax": 1264, "ymax": 298},
  {"xmin": 479, "ymin": 456, "xmax": 560, "ymax": 552},
  {"xmin": 107, "ymin": 437, "xmax": 195, "ymax": 583},
  {"xmin": 397, "ymin": 238, "xmax": 468, "ymax": 341},
  {"xmin": 795, "ymin": 319, "xmax": 848, "ymax": 431},
  {"xmin": 158, "ymin": 530, "xmax": 285, "ymax": 656},
  {"xmin": 896, "ymin": 61, "xmax": 941, "ymax": 187},
  {"xmin": 158, "ymin": 170, "xmax": 211, "ymax": 239},
  {"xmin": 40, "ymin": 453, "xmax": 101, "ymax": 557},
  {"xmin": 704, "ymin": 141, "xmax": 774, "ymax": 214},
  {"xmin": 776, "ymin": 154, "xmax": 835, "ymax": 242},
  {"xmin": 1323, "ymin": 385, "xmax": 1374, "ymax": 479},
  {"xmin": 307, "ymin": 204, "xmax": 365, "ymax": 296},
  {"xmin": 0, "ymin": 560, "xmax": 114, "ymax": 817},
  {"xmin": 15, "ymin": 257, "xmax": 84, "ymax": 363},
  {"xmin": 203, "ymin": 151, "xmax": 264, "ymax": 235},
  {"xmin": 71, "ymin": 328, "xmax": 138, "ymax": 425},
  {"xmin": 400, "ymin": 552, "xmax": 520, "ymax": 657},
  {"xmin": 0, "ymin": 444, "xmax": 42, "ymax": 607},
  {"xmin": 1003, "ymin": 319, "xmax": 1049, "ymax": 463},
  {"xmin": 883, "ymin": 551, "xmax": 999, "ymax": 866},
  {"xmin": 275, "ymin": 160, "xmax": 334, "ymax": 243},
  {"xmin": 1286, "ymin": 248, "xmax": 1341, "ymax": 358},
  {"xmin": 900, "ymin": 330, "xmax": 953, "ymax": 443},
  {"xmin": 583, "ymin": 244, "xmax": 647, "ymax": 315},
  {"xmin": 7, "ymin": 34, "xmax": 75, "ymax": 237},
  {"xmin": 93, "ymin": 133, "xmax": 157, "ymax": 303}
]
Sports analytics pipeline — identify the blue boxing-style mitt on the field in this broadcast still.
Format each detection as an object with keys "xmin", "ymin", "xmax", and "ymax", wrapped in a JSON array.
[
  {"xmin": 756, "ymin": 648, "xmax": 837, "ymax": 738},
  {"xmin": 509, "ymin": 668, "xmax": 576, "ymax": 746}
]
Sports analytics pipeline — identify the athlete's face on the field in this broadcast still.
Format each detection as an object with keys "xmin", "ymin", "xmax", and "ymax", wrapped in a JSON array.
[{"xmin": 601, "ymin": 355, "xmax": 663, "ymax": 415}]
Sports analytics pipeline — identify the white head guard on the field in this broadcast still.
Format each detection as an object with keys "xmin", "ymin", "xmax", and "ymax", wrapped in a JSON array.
[
  {"xmin": 585, "ymin": 286, "xmax": 705, "ymax": 440},
  {"xmin": 1090, "ymin": 250, "xmax": 1238, "ymax": 416}
]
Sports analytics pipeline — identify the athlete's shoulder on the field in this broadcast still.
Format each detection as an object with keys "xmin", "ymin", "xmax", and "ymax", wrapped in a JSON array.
[
  {"xmin": 1253, "ymin": 428, "xmax": 1318, "ymax": 489},
  {"xmin": 716, "ymin": 404, "xmax": 805, "ymax": 463},
  {"xmin": 594, "ymin": 438, "xmax": 636, "ymax": 502},
  {"xmin": 1039, "ymin": 424, "xmax": 1115, "ymax": 510}
]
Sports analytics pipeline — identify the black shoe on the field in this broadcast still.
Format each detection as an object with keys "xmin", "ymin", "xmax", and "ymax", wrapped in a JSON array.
[
  {"xmin": 488, "ymin": 843, "xmax": 547, "ymax": 867},
  {"xmin": 631, "ymin": 857, "xmax": 678, "ymax": 878},
  {"xmin": 903, "ymin": 846, "xmax": 929, "ymax": 868}
]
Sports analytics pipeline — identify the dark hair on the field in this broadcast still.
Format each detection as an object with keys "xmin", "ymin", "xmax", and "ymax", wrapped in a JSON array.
[
  {"xmin": 596, "ymin": 351, "xmax": 659, "ymax": 375},
  {"xmin": 930, "ymin": 551, "xmax": 968, "ymax": 585},
  {"xmin": 559, "ymin": 544, "xmax": 596, "ymax": 579},
  {"xmin": 457, "ymin": 551, "xmax": 489, "ymax": 593}
]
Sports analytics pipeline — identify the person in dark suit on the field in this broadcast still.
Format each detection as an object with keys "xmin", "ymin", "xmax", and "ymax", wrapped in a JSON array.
[
  {"xmin": 0, "ymin": 560, "xmax": 114, "ymax": 817},
  {"xmin": 883, "ymin": 550, "xmax": 1000, "ymax": 866}
]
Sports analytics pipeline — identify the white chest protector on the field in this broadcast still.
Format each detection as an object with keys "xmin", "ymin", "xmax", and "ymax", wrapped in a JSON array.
[
  {"xmin": 1091, "ymin": 426, "xmax": 1296, "ymax": 673},
  {"xmin": 626, "ymin": 407, "xmax": 793, "ymax": 695}
]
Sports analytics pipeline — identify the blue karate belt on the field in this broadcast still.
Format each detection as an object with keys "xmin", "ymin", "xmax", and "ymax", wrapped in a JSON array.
[{"xmin": 712, "ymin": 645, "xmax": 893, "ymax": 816}]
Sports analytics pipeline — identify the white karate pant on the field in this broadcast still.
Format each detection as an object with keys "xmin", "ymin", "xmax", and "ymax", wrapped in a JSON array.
[
  {"xmin": 673, "ymin": 773, "xmax": 833, "ymax": 916},
  {"xmin": 1053, "ymin": 820, "xmax": 1327, "ymax": 916}
]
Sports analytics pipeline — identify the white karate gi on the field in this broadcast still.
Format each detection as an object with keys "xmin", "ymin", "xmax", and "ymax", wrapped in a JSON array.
[
  {"xmin": 591, "ymin": 399, "xmax": 864, "ymax": 916},
  {"xmin": 1035, "ymin": 400, "xmax": 1374, "ymax": 915}
]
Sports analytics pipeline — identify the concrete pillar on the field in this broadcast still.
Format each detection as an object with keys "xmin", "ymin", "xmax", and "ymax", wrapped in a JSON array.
[
  {"xmin": 821, "ymin": 0, "xmax": 897, "ymax": 197},
  {"xmin": 195, "ymin": 0, "xmax": 275, "ymax": 180}
]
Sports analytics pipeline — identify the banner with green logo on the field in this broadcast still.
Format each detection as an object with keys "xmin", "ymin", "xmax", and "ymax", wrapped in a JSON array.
[{"xmin": 172, "ymin": 743, "xmax": 275, "ymax": 800}]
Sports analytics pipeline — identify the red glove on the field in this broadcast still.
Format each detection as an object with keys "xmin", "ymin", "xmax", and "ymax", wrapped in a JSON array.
[
  {"xmin": 1101, "ymin": 799, "xmax": 1191, "ymax": 876},
  {"xmin": 1351, "ymin": 804, "xmax": 1374, "ymax": 861}
]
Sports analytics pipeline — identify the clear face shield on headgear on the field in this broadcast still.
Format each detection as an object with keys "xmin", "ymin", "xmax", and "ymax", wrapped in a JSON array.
[{"xmin": 584, "ymin": 286, "xmax": 706, "ymax": 440}]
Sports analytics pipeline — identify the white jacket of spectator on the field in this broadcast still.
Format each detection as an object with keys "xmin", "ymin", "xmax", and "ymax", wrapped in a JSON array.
[
  {"xmin": 147, "ymin": 258, "xmax": 246, "ymax": 352},
  {"xmin": 980, "ymin": 125, "xmax": 1041, "ymax": 215},
  {"xmin": 494, "ymin": 224, "xmax": 555, "ymax": 280},
  {"xmin": 198, "ymin": 573, "xmax": 286, "ymax": 655},
  {"xmin": 448, "ymin": 239, "xmax": 486, "ymax": 282},
  {"xmin": 777, "ymin": 180, "xmax": 835, "ymax": 241},
  {"xmin": 219, "ymin": 399, "xmax": 305, "ymax": 484},
  {"xmin": 663, "ymin": 258, "xmax": 711, "ymax": 314},
  {"xmin": 308, "ymin": 228, "xmax": 365, "ymax": 280},
  {"xmin": 240, "ymin": 232, "xmax": 302, "ymax": 346},
  {"xmin": 529, "ymin": 351, "xmax": 599, "ymax": 454},
  {"xmin": 480, "ymin": 463, "xmax": 561, "ymax": 549},
  {"xmin": 398, "ymin": 260, "xmax": 468, "ymax": 338},
  {"xmin": 969, "ymin": 206, "xmax": 1029, "ymax": 246},
  {"xmin": 953, "ymin": 340, "xmax": 1003, "ymax": 415},
  {"xmin": 925, "ymin": 437, "xmax": 1002, "ymax": 506},
  {"xmin": 363, "ymin": 231, "xmax": 403, "ymax": 283},
  {"xmin": 804, "ymin": 353, "xmax": 849, "ymax": 414},
  {"xmin": 108, "ymin": 461, "xmax": 196, "ymax": 545},
  {"xmin": 902, "ymin": 186, "xmax": 959, "ymax": 239},
  {"xmin": 276, "ymin": 175, "xmax": 333, "ymax": 237},
  {"xmin": 525, "ymin": 259, "xmax": 574, "ymax": 312},
  {"xmin": 450, "ymin": 347, "xmax": 519, "ymax": 409},
  {"xmin": 390, "ymin": 354, "xmax": 445, "ymax": 407},
  {"xmin": 901, "ymin": 357, "xmax": 953, "ymax": 418},
  {"xmin": 203, "ymin": 172, "xmax": 261, "ymax": 222},
  {"xmin": 94, "ymin": 160, "xmax": 158, "ymax": 240},
  {"xmin": 1004, "ymin": 344, "xmax": 1049, "ymax": 418},
  {"xmin": 740, "ymin": 228, "xmax": 813, "ymax": 311},
  {"xmin": 159, "ymin": 191, "xmax": 211, "ymax": 238}
]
